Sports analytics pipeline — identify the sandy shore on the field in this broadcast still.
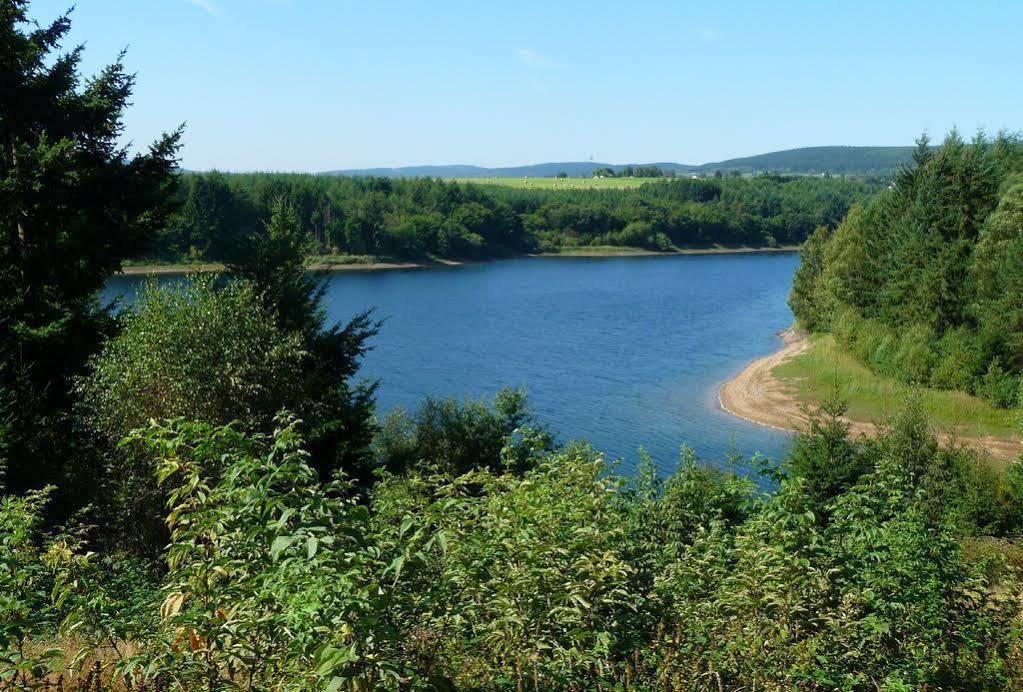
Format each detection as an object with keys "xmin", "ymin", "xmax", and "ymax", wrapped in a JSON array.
[
  {"xmin": 719, "ymin": 328, "xmax": 1023, "ymax": 462},
  {"xmin": 120, "ymin": 246, "xmax": 799, "ymax": 275},
  {"xmin": 119, "ymin": 259, "xmax": 466, "ymax": 275}
]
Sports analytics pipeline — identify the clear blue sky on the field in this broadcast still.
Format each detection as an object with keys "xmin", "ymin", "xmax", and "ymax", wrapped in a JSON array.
[{"xmin": 28, "ymin": 0, "xmax": 1023, "ymax": 172}]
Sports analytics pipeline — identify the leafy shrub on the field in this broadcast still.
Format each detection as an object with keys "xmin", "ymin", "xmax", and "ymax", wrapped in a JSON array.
[
  {"xmin": 0, "ymin": 488, "xmax": 61, "ymax": 685},
  {"xmin": 786, "ymin": 395, "xmax": 875, "ymax": 509},
  {"xmin": 650, "ymin": 457, "xmax": 1021, "ymax": 689},
  {"xmin": 373, "ymin": 443, "xmax": 643, "ymax": 688},
  {"xmin": 930, "ymin": 327, "xmax": 985, "ymax": 392},
  {"xmin": 651, "ymin": 231, "xmax": 673, "ymax": 251},
  {"xmin": 81, "ymin": 275, "xmax": 304, "ymax": 442},
  {"xmin": 120, "ymin": 416, "xmax": 403, "ymax": 689},
  {"xmin": 6, "ymin": 396, "xmax": 1023, "ymax": 689},
  {"xmin": 830, "ymin": 305, "xmax": 864, "ymax": 351},
  {"xmin": 890, "ymin": 322, "xmax": 936, "ymax": 383},
  {"xmin": 978, "ymin": 357, "xmax": 1020, "ymax": 408},
  {"xmin": 79, "ymin": 276, "xmax": 307, "ymax": 555},
  {"xmin": 372, "ymin": 388, "xmax": 553, "ymax": 477}
]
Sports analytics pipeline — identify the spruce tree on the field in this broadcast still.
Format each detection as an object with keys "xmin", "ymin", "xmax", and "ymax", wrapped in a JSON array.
[
  {"xmin": 0, "ymin": 1, "xmax": 181, "ymax": 497},
  {"xmin": 228, "ymin": 199, "xmax": 380, "ymax": 485}
]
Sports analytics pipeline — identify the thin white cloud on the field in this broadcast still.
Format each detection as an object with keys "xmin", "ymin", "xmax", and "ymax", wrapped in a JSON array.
[
  {"xmin": 185, "ymin": 0, "xmax": 220, "ymax": 16},
  {"xmin": 516, "ymin": 48, "xmax": 553, "ymax": 68}
]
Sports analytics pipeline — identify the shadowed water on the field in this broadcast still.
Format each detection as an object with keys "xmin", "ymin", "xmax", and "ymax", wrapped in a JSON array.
[{"xmin": 104, "ymin": 253, "xmax": 798, "ymax": 475}]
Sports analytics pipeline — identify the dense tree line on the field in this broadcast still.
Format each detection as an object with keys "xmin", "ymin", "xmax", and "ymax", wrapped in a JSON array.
[
  {"xmin": 791, "ymin": 132, "xmax": 1023, "ymax": 407},
  {"xmin": 497, "ymin": 173, "xmax": 877, "ymax": 250},
  {"xmin": 590, "ymin": 165, "xmax": 675, "ymax": 178},
  {"xmin": 6, "ymin": 3, "xmax": 1023, "ymax": 689},
  {"xmin": 147, "ymin": 170, "xmax": 879, "ymax": 262}
]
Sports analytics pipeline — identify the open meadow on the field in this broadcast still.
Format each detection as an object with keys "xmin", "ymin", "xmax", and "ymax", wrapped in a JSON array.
[{"xmin": 448, "ymin": 176, "xmax": 664, "ymax": 189}]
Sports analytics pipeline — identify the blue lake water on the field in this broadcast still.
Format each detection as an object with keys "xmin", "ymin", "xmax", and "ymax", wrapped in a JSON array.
[{"xmin": 104, "ymin": 253, "xmax": 798, "ymax": 475}]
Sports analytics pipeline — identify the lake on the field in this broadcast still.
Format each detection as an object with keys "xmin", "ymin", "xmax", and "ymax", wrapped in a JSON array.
[{"xmin": 104, "ymin": 253, "xmax": 798, "ymax": 476}]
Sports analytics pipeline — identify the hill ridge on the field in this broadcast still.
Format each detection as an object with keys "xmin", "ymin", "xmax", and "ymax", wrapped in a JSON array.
[{"xmin": 324, "ymin": 145, "xmax": 915, "ymax": 178}]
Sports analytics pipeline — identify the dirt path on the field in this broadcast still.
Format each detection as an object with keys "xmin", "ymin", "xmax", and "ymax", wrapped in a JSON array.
[{"xmin": 719, "ymin": 328, "xmax": 1023, "ymax": 462}]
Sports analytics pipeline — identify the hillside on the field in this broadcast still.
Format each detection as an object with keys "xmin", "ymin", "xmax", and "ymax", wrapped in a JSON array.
[{"xmin": 324, "ymin": 146, "xmax": 916, "ymax": 178}]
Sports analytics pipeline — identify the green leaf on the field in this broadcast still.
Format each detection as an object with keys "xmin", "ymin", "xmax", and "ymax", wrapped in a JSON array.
[{"xmin": 270, "ymin": 535, "xmax": 293, "ymax": 560}]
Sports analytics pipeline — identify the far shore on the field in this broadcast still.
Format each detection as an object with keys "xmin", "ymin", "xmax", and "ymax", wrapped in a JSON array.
[
  {"xmin": 120, "ymin": 245, "xmax": 799, "ymax": 275},
  {"xmin": 533, "ymin": 245, "xmax": 799, "ymax": 258},
  {"xmin": 120, "ymin": 260, "xmax": 453, "ymax": 276},
  {"xmin": 719, "ymin": 328, "xmax": 1023, "ymax": 462}
]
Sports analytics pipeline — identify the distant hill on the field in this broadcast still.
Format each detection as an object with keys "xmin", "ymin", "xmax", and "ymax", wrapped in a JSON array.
[
  {"xmin": 324, "ymin": 146, "xmax": 917, "ymax": 178},
  {"xmin": 686, "ymin": 146, "xmax": 917, "ymax": 175}
]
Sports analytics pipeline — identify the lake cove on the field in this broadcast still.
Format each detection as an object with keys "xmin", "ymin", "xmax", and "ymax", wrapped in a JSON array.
[{"xmin": 104, "ymin": 253, "xmax": 798, "ymax": 475}]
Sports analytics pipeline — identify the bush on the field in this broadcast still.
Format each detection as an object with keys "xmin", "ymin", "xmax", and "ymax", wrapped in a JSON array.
[
  {"xmin": 0, "ymin": 488, "xmax": 61, "ymax": 684},
  {"xmin": 119, "ymin": 416, "xmax": 404, "ymax": 688},
  {"xmin": 372, "ymin": 388, "xmax": 553, "ymax": 477},
  {"xmin": 6, "ymin": 397, "xmax": 1023, "ymax": 688},
  {"xmin": 80, "ymin": 275, "xmax": 307, "ymax": 554},
  {"xmin": 890, "ymin": 323, "xmax": 936, "ymax": 383},
  {"xmin": 830, "ymin": 305, "xmax": 864, "ymax": 351},
  {"xmin": 786, "ymin": 395, "xmax": 875, "ymax": 509},
  {"xmin": 81, "ymin": 275, "xmax": 304, "ymax": 442},
  {"xmin": 650, "ymin": 231, "xmax": 673, "ymax": 251},
  {"xmin": 930, "ymin": 327, "xmax": 985, "ymax": 392},
  {"xmin": 372, "ymin": 444, "xmax": 643, "ymax": 688},
  {"xmin": 978, "ymin": 357, "xmax": 1019, "ymax": 408}
]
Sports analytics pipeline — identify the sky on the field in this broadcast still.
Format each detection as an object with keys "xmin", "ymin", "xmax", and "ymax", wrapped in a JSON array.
[{"xmin": 26, "ymin": 0, "xmax": 1023, "ymax": 172}]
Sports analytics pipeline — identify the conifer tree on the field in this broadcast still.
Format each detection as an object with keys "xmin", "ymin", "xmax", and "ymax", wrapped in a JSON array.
[{"xmin": 0, "ymin": 0, "xmax": 181, "ymax": 495}]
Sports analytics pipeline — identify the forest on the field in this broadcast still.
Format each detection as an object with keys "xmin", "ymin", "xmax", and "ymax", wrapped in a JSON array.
[
  {"xmin": 790, "ymin": 132, "xmax": 1023, "ymax": 408},
  {"xmin": 149, "ymin": 170, "xmax": 879, "ymax": 262},
  {"xmin": 5, "ymin": 1, "xmax": 1023, "ymax": 689}
]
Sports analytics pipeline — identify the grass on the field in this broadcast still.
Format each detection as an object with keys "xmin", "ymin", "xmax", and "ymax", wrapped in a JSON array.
[
  {"xmin": 773, "ymin": 334, "xmax": 1020, "ymax": 440},
  {"xmin": 449, "ymin": 176, "xmax": 665, "ymax": 190}
]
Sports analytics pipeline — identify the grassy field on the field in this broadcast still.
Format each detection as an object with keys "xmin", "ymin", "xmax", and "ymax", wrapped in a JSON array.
[
  {"xmin": 449, "ymin": 176, "xmax": 664, "ymax": 190},
  {"xmin": 773, "ymin": 334, "xmax": 1020, "ymax": 440}
]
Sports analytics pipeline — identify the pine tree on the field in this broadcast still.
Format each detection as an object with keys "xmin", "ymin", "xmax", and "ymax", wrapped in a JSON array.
[
  {"xmin": 0, "ymin": 1, "xmax": 182, "ymax": 497},
  {"xmin": 228, "ymin": 199, "xmax": 380, "ymax": 485}
]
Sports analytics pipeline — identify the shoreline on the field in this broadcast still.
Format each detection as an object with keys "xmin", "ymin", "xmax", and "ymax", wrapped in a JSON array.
[
  {"xmin": 533, "ymin": 245, "xmax": 799, "ymax": 258},
  {"xmin": 718, "ymin": 328, "xmax": 1023, "ymax": 462},
  {"xmin": 120, "ymin": 245, "xmax": 799, "ymax": 275},
  {"xmin": 119, "ymin": 259, "xmax": 468, "ymax": 276}
]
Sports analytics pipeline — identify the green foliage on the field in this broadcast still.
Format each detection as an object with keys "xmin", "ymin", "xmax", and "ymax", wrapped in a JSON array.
[
  {"xmin": 652, "ymin": 439, "xmax": 1021, "ymax": 689},
  {"xmin": 6, "ymin": 397, "xmax": 1023, "ymax": 688},
  {"xmin": 0, "ymin": 488, "xmax": 62, "ymax": 686},
  {"xmin": 147, "ymin": 170, "xmax": 877, "ymax": 263},
  {"xmin": 790, "ymin": 131, "xmax": 1023, "ymax": 408},
  {"xmin": 0, "ymin": 1, "xmax": 181, "ymax": 506},
  {"xmin": 930, "ymin": 327, "xmax": 985, "ymax": 392},
  {"xmin": 786, "ymin": 395, "xmax": 875, "ymax": 508},
  {"xmin": 226, "ymin": 199, "xmax": 380, "ymax": 485},
  {"xmin": 373, "ymin": 388, "xmax": 553, "ymax": 477},
  {"xmin": 82, "ymin": 276, "xmax": 305, "ymax": 442},
  {"xmin": 372, "ymin": 444, "xmax": 643, "ymax": 688},
  {"xmin": 80, "ymin": 275, "xmax": 306, "ymax": 554},
  {"xmin": 978, "ymin": 358, "xmax": 1020, "ymax": 409},
  {"xmin": 111, "ymin": 416, "xmax": 402, "ymax": 689}
]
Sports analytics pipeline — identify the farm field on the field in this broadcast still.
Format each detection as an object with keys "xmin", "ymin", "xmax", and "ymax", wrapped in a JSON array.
[{"xmin": 448, "ymin": 176, "xmax": 667, "ymax": 189}]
